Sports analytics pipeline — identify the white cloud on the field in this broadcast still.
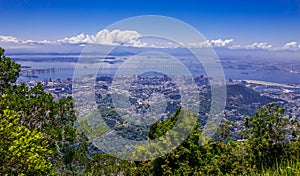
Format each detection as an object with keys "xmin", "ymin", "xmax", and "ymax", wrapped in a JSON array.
[
  {"xmin": 57, "ymin": 29, "xmax": 145, "ymax": 47},
  {"xmin": 0, "ymin": 35, "xmax": 20, "ymax": 43},
  {"xmin": 0, "ymin": 35, "xmax": 54, "ymax": 45},
  {"xmin": 57, "ymin": 33, "xmax": 90, "ymax": 44},
  {"xmin": 245, "ymin": 42, "xmax": 272, "ymax": 50},
  {"xmin": 283, "ymin": 41, "xmax": 300, "ymax": 50},
  {"xmin": 93, "ymin": 29, "xmax": 141, "ymax": 46},
  {"xmin": 187, "ymin": 39, "xmax": 234, "ymax": 48},
  {"xmin": 23, "ymin": 39, "xmax": 54, "ymax": 45},
  {"xmin": 1, "ymin": 31, "xmax": 300, "ymax": 51},
  {"xmin": 0, "ymin": 30, "xmax": 145, "ymax": 48},
  {"xmin": 210, "ymin": 39, "xmax": 234, "ymax": 47}
]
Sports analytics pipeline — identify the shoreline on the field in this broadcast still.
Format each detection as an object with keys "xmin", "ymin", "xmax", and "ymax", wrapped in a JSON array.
[{"xmin": 244, "ymin": 80, "xmax": 300, "ymax": 88}]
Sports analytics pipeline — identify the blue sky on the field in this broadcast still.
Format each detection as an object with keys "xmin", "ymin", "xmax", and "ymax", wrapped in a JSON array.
[{"xmin": 0, "ymin": 0, "xmax": 300, "ymax": 50}]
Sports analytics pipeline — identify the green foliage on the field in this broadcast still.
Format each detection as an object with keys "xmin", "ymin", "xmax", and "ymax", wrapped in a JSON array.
[
  {"xmin": 226, "ymin": 85, "xmax": 278, "ymax": 106},
  {"xmin": 130, "ymin": 104, "xmax": 300, "ymax": 175},
  {"xmin": 148, "ymin": 107, "xmax": 182, "ymax": 140},
  {"xmin": 79, "ymin": 119, "xmax": 108, "ymax": 138},
  {"xmin": 0, "ymin": 48, "xmax": 21, "ymax": 89},
  {"xmin": 0, "ymin": 47, "xmax": 85, "ymax": 175},
  {"xmin": 0, "ymin": 83, "xmax": 77, "ymax": 147},
  {"xmin": 0, "ymin": 81, "xmax": 80, "ymax": 172},
  {"xmin": 0, "ymin": 108, "xmax": 55, "ymax": 175},
  {"xmin": 244, "ymin": 103, "xmax": 297, "ymax": 169},
  {"xmin": 61, "ymin": 145, "xmax": 89, "ymax": 175},
  {"xmin": 132, "ymin": 109, "xmax": 254, "ymax": 175},
  {"xmin": 86, "ymin": 154, "xmax": 133, "ymax": 175},
  {"xmin": 213, "ymin": 118, "xmax": 235, "ymax": 142},
  {"xmin": 252, "ymin": 160, "xmax": 300, "ymax": 176}
]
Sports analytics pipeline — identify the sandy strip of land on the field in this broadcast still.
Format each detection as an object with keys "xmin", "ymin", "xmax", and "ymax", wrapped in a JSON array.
[{"xmin": 244, "ymin": 80, "xmax": 300, "ymax": 88}]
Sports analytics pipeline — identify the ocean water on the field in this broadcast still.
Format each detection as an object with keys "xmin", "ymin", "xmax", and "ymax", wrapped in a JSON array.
[{"xmin": 13, "ymin": 55, "xmax": 300, "ymax": 85}]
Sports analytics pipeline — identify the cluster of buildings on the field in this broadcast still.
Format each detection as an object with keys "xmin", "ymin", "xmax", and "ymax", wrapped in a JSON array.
[
  {"xmin": 243, "ymin": 80, "xmax": 300, "ymax": 119},
  {"xmin": 20, "ymin": 74, "xmax": 300, "ymax": 130}
]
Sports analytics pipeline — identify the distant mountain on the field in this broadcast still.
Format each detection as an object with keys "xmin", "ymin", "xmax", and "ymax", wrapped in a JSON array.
[
  {"xmin": 198, "ymin": 84, "xmax": 284, "ymax": 129},
  {"xmin": 225, "ymin": 84, "xmax": 283, "ymax": 121}
]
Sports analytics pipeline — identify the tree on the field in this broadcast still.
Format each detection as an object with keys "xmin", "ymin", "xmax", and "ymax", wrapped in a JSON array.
[
  {"xmin": 0, "ymin": 83, "xmax": 78, "ymax": 152},
  {"xmin": 244, "ymin": 103, "xmax": 297, "ymax": 169},
  {"xmin": 133, "ymin": 108, "xmax": 255, "ymax": 175},
  {"xmin": 0, "ymin": 107, "xmax": 54, "ymax": 175},
  {"xmin": 0, "ymin": 47, "xmax": 20, "ymax": 90},
  {"xmin": 85, "ymin": 154, "xmax": 134, "ymax": 175},
  {"xmin": 129, "ymin": 108, "xmax": 201, "ymax": 175},
  {"xmin": 0, "ymin": 47, "xmax": 85, "ymax": 174}
]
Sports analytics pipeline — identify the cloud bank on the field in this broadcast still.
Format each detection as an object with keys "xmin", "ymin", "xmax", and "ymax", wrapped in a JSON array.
[
  {"xmin": 56, "ymin": 29, "xmax": 146, "ymax": 47},
  {"xmin": 0, "ymin": 29, "xmax": 299, "ymax": 51},
  {"xmin": 245, "ymin": 42, "xmax": 273, "ymax": 50},
  {"xmin": 283, "ymin": 41, "xmax": 300, "ymax": 50},
  {"xmin": 187, "ymin": 39, "xmax": 234, "ymax": 48}
]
